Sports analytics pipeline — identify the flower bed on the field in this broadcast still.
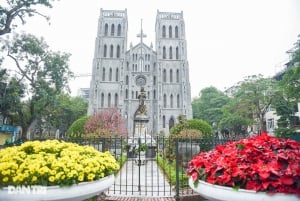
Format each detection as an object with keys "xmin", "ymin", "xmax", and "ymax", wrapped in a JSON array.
[
  {"xmin": 0, "ymin": 140, "xmax": 119, "ymax": 187},
  {"xmin": 187, "ymin": 132, "xmax": 300, "ymax": 196}
]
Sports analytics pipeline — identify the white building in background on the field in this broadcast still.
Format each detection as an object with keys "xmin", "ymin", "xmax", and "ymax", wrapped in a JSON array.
[
  {"xmin": 77, "ymin": 88, "xmax": 90, "ymax": 100},
  {"xmin": 87, "ymin": 9, "xmax": 193, "ymax": 136}
]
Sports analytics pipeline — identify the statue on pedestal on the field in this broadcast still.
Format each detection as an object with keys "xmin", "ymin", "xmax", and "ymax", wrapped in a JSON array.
[{"xmin": 136, "ymin": 87, "xmax": 147, "ymax": 115}]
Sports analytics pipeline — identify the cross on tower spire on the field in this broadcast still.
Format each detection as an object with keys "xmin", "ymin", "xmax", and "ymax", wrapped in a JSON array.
[{"xmin": 136, "ymin": 19, "xmax": 147, "ymax": 45}]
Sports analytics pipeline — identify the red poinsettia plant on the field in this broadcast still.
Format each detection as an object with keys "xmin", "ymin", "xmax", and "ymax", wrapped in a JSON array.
[{"xmin": 187, "ymin": 132, "xmax": 300, "ymax": 196}]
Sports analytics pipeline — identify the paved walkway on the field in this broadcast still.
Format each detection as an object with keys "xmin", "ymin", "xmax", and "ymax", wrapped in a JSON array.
[{"xmin": 107, "ymin": 159, "xmax": 174, "ymax": 197}]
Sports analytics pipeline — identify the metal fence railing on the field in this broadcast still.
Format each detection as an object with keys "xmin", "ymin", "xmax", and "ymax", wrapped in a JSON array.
[{"xmin": 26, "ymin": 135, "xmax": 247, "ymax": 199}]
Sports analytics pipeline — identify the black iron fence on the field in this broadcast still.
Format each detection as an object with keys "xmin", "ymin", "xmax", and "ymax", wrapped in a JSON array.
[{"xmin": 25, "ymin": 135, "xmax": 246, "ymax": 199}]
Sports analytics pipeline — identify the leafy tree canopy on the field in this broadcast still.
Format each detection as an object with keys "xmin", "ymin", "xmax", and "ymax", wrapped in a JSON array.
[{"xmin": 0, "ymin": 0, "xmax": 56, "ymax": 35}]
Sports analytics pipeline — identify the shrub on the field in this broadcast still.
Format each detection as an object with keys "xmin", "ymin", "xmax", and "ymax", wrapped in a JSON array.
[{"xmin": 67, "ymin": 116, "xmax": 90, "ymax": 138}]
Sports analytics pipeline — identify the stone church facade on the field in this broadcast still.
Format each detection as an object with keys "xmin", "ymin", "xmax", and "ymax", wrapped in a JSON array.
[{"xmin": 88, "ymin": 9, "xmax": 192, "ymax": 136}]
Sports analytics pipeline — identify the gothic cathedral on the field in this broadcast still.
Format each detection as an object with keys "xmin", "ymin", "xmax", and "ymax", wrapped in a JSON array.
[{"xmin": 88, "ymin": 9, "xmax": 193, "ymax": 136}]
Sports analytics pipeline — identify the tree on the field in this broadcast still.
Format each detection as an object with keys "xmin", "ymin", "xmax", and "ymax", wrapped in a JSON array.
[
  {"xmin": 0, "ymin": 0, "xmax": 56, "ymax": 36},
  {"xmin": 230, "ymin": 75, "xmax": 279, "ymax": 133},
  {"xmin": 84, "ymin": 108, "xmax": 127, "ymax": 137},
  {"xmin": 43, "ymin": 94, "xmax": 88, "ymax": 135},
  {"xmin": 4, "ymin": 33, "xmax": 73, "ymax": 135},
  {"xmin": 192, "ymin": 87, "xmax": 230, "ymax": 126}
]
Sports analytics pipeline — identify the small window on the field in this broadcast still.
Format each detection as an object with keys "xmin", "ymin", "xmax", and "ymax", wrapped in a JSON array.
[
  {"xmin": 163, "ymin": 94, "xmax": 167, "ymax": 108},
  {"xmin": 169, "ymin": 26, "xmax": 172, "ymax": 38},
  {"xmin": 111, "ymin": 24, "xmax": 115, "ymax": 36},
  {"xmin": 163, "ymin": 69, "xmax": 166, "ymax": 82},
  {"xmin": 162, "ymin": 25, "xmax": 166, "ymax": 38},
  {"xmin": 103, "ymin": 45, "xmax": 107, "ymax": 57},
  {"xmin": 116, "ymin": 45, "xmax": 120, "ymax": 58},
  {"xmin": 110, "ymin": 45, "xmax": 113, "ymax": 58},
  {"xmin": 176, "ymin": 46, "xmax": 179, "ymax": 59},
  {"xmin": 175, "ymin": 26, "xmax": 179, "ymax": 38},
  {"xmin": 101, "ymin": 93, "xmax": 104, "ymax": 107},
  {"xmin": 163, "ymin": 46, "xmax": 166, "ymax": 59},
  {"xmin": 170, "ymin": 69, "xmax": 173, "ymax": 83},
  {"xmin": 116, "ymin": 68, "xmax": 119, "ymax": 81},
  {"xmin": 104, "ymin": 24, "xmax": 108, "ymax": 36},
  {"xmin": 108, "ymin": 93, "xmax": 111, "ymax": 107},
  {"xmin": 102, "ymin": 68, "xmax": 106, "ymax": 81},
  {"xmin": 169, "ymin": 46, "xmax": 172, "ymax": 59},
  {"xmin": 117, "ymin": 24, "xmax": 121, "ymax": 36},
  {"xmin": 109, "ymin": 68, "xmax": 112, "ymax": 81}
]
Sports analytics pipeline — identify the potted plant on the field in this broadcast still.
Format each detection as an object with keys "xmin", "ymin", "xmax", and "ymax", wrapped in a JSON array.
[
  {"xmin": 187, "ymin": 132, "xmax": 300, "ymax": 201},
  {"xmin": 0, "ymin": 140, "xmax": 119, "ymax": 201}
]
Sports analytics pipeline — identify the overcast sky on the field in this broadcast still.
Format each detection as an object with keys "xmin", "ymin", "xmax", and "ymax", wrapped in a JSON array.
[{"xmin": 9, "ymin": 0, "xmax": 300, "ymax": 98}]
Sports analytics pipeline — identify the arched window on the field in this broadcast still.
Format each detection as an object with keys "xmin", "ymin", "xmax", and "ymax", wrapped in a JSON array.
[
  {"xmin": 170, "ymin": 69, "xmax": 173, "ymax": 83},
  {"xmin": 170, "ymin": 94, "xmax": 174, "ymax": 108},
  {"xmin": 114, "ymin": 93, "xmax": 118, "ymax": 107},
  {"xmin": 163, "ymin": 69, "xmax": 166, "ymax": 82},
  {"xmin": 163, "ymin": 94, "xmax": 167, "ymax": 108},
  {"xmin": 116, "ymin": 68, "xmax": 119, "ymax": 81},
  {"xmin": 108, "ymin": 93, "xmax": 111, "ymax": 107},
  {"xmin": 153, "ymin": 89, "xmax": 156, "ymax": 99},
  {"xmin": 102, "ymin": 68, "xmax": 105, "ymax": 81},
  {"xmin": 175, "ymin": 26, "xmax": 179, "ymax": 38},
  {"xmin": 111, "ymin": 24, "xmax": 115, "ymax": 36},
  {"xmin": 117, "ymin": 24, "xmax": 121, "ymax": 36},
  {"xmin": 177, "ymin": 94, "xmax": 180, "ymax": 108},
  {"xmin": 103, "ymin": 45, "xmax": 107, "ymax": 57},
  {"xmin": 169, "ymin": 117, "xmax": 175, "ymax": 130},
  {"xmin": 110, "ymin": 45, "xmax": 113, "ymax": 58},
  {"xmin": 125, "ymin": 75, "xmax": 129, "ymax": 85},
  {"xmin": 116, "ymin": 45, "xmax": 120, "ymax": 58},
  {"xmin": 163, "ymin": 46, "xmax": 166, "ymax": 59},
  {"xmin": 101, "ymin": 93, "xmax": 104, "ymax": 107},
  {"xmin": 162, "ymin": 25, "xmax": 166, "ymax": 38},
  {"xmin": 169, "ymin": 46, "xmax": 173, "ymax": 59},
  {"xmin": 176, "ymin": 69, "xmax": 180, "ymax": 83},
  {"xmin": 163, "ymin": 116, "xmax": 166, "ymax": 128},
  {"xmin": 132, "ymin": 54, "xmax": 134, "ymax": 61},
  {"xmin": 169, "ymin": 26, "xmax": 172, "ymax": 38},
  {"xmin": 153, "ymin": 76, "xmax": 156, "ymax": 85},
  {"xmin": 125, "ymin": 89, "xmax": 128, "ymax": 99},
  {"xmin": 104, "ymin": 24, "xmax": 108, "ymax": 36},
  {"xmin": 131, "ymin": 91, "xmax": 134, "ymax": 99},
  {"xmin": 109, "ymin": 68, "xmax": 112, "ymax": 81},
  {"xmin": 176, "ymin": 46, "xmax": 179, "ymax": 60}
]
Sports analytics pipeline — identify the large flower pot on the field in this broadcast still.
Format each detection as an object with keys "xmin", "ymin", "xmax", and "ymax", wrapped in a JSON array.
[
  {"xmin": 189, "ymin": 177, "xmax": 299, "ymax": 201},
  {"xmin": 0, "ymin": 174, "xmax": 114, "ymax": 201}
]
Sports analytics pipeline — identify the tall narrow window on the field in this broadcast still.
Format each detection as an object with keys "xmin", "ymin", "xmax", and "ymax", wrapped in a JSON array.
[
  {"xmin": 111, "ymin": 24, "xmax": 115, "ymax": 36},
  {"xmin": 116, "ymin": 45, "xmax": 120, "ymax": 58},
  {"xmin": 162, "ymin": 25, "xmax": 166, "ymax": 38},
  {"xmin": 104, "ymin": 24, "xmax": 108, "ymax": 36},
  {"xmin": 163, "ymin": 116, "xmax": 166, "ymax": 128},
  {"xmin": 163, "ymin": 46, "xmax": 166, "ymax": 59},
  {"xmin": 117, "ymin": 24, "xmax": 121, "ymax": 36},
  {"xmin": 177, "ymin": 94, "xmax": 180, "ymax": 108},
  {"xmin": 175, "ymin": 26, "xmax": 179, "ymax": 38},
  {"xmin": 163, "ymin": 94, "xmax": 167, "ymax": 108},
  {"xmin": 102, "ymin": 68, "xmax": 105, "ymax": 81},
  {"xmin": 169, "ymin": 117, "xmax": 175, "ymax": 130},
  {"xmin": 170, "ymin": 94, "xmax": 174, "ymax": 108},
  {"xmin": 169, "ymin": 26, "xmax": 172, "ymax": 38},
  {"xmin": 109, "ymin": 68, "xmax": 112, "ymax": 81},
  {"xmin": 176, "ymin": 46, "xmax": 179, "ymax": 59},
  {"xmin": 163, "ymin": 69, "xmax": 166, "ymax": 82},
  {"xmin": 114, "ymin": 93, "xmax": 118, "ymax": 107},
  {"xmin": 101, "ymin": 93, "xmax": 104, "ymax": 107},
  {"xmin": 169, "ymin": 46, "xmax": 173, "ymax": 59},
  {"xmin": 176, "ymin": 69, "xmax": 179, "ymax": 83},
  {"xmin": 126, "ymin": 75, "xmax": 129, "ymax": 85},
  {"xmin": 116, "ymin": 68, "xmax": 119, "ymax": 81},
  {"xmin": 110, "ymin": 45, "xmax": 113, "ymax": 58},
  {"xmin": 170, "ymin": 69, "xmax": 173, "ymax": 83},
  {"xmin": 108, "ymin": 93, "xmax": 111, "ymax": 107},
  {"xmin": 153, "ymin": 89, "xmax": 156, "ymax": 99},
  {"xmin": 132, "ymin": 91, "xmax": 134, "ymax": 99},
  {"xmin": 153, "ymin": 76, "xmax": 156, "ymax": 85},
  {"xmin": 125, "ymin": 89, "xmax": 128, "ymax": 99},
  {"xmin": 103, "ymin": 45, "xmax": 107, "ymax": 57}
]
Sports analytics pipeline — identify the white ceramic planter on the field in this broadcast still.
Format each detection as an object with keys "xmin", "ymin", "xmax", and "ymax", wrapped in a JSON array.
[
  {"xmin": 189, "ymin": 177, "xmax": 299, "ymax": 201},
  {"xmin": 0, "ymin": 174, "xmax": 114, "ymax": 201}
]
